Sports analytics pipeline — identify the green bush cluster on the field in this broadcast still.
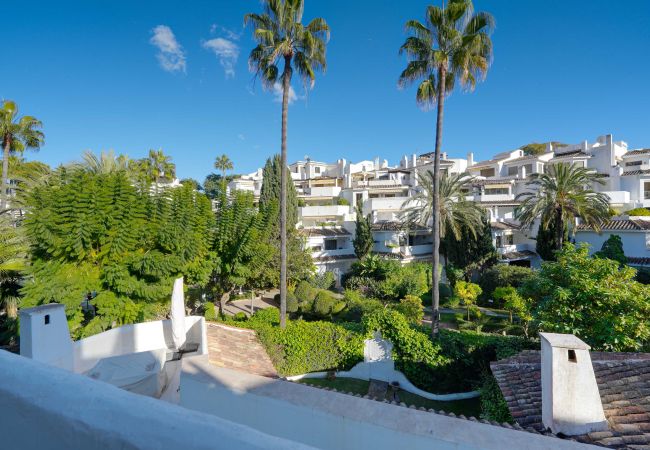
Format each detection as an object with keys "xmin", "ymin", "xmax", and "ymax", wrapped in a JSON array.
[
  {"xmin": 479, "ymin": 374, "xmax": 513, "ymax": 423},
  {"xmin": 311, "ymin": 271, "xmax": 336, "ymax": 290},
  {"xmin": 478, "ymin": 265, "xmax": 534, "ymax": 305},
  {"xmin": 203, "ymin": 302, "xmax": 217, "ymax": 321},
  {"xmin": 362, "ymin": 309, "xmax": 447, "ymax": 391}
]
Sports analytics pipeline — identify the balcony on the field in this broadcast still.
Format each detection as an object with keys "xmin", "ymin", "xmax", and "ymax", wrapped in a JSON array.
[
  {"xmin": 602, "ymin": 191, "xmax": 630, "ymax": 204},
  {"xmin": 363, "ymin": 197, "xmax": 411, "ymax": 214},
  {"xmin": 305, "ymin": 186, "xmax": 341, "ymax": 197},
  {"xmin": 300, "ymin": 205, "xmax": 351, "ymax": 218},
  {"xmin": 353, "ymin": 180, "xmax": 404, "ymax": 189},
  {"xmin": 311, "ymin": 248, "xmax": 355, "ymax": 259},
  {"xmin": 496, "ymin": 243, "xmax": 533, "ymax": 257}
]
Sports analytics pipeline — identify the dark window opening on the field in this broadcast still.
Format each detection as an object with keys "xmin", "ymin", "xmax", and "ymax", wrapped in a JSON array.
[
  {"xmin": 568, "ymin": 349, "xmax": 577, "ymax": 363},
  {"xmin": 44, "ymin": 315, "xmax": 50, "ymax": 325},
  {"xmin": 324, "ymin": 240, "xmax": 337, "ymax": 250}
]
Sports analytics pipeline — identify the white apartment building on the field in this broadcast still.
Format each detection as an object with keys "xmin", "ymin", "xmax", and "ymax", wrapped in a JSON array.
[{"xmin": 229, "ymin": 134, "xmax": 650, "ymax": 281}]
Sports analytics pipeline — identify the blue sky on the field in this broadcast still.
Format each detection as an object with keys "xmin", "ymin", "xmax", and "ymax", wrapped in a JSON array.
[{"xmin": 2, "ymin": 0, "xmax": 650, "ymax": 181}]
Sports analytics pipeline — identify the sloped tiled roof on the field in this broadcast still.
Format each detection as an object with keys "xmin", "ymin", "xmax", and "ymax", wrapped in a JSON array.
[
  {"xmin": 301, "ymin": 227, "xmax": 351, "ymax": 238},
  {"xmin": 478, "ymin": 200, "xmax": 522, "ymax": 206},
  {"xmin": 627, "ymin": 256, "xmax": 650, "ymax": 266},
  {"xmin": 491, "ymin": 221, "xmax": 521, "ymax": 231},
  {"xmin": 370, "ymin": 221, "xmax": 429, "ymax": 232},
  {"xmin": 471, "ymin": 177, "xmax": 516, "ymax": 186},
  {"xmin": 624, "ymin": 149, "xmax": 650, "ymax": 157},
  {"xmin": 550, "ymin": 150, "xmax": 590, "ymax": 159},
  {"xmin": 622, "ymin": 169, "xmax": 650, "ymax": 176},
  {"xmin": 576, "ymin": 219, "xmax": 650, "ymax": 231},
  {"xmin": 313, "ymin": 254, "xmax": 357, "ymax": 262},
  {"xmin": 500, "ymin": 250, "xmax": 536, "ymax": 261},
  {"xmin": 491, "ymin": 350, "xmax": 650, "ymax": 449}
]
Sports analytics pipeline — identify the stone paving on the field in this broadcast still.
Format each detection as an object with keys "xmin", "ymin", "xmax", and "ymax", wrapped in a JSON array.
[{"xmin": 206, "ymin": 323, "xmax": 278, "ymax": 378}]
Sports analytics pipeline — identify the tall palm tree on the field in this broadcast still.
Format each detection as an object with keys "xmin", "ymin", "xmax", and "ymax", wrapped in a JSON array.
[
  {"xmin": 81, "ymin": 150, "xmax": 130, "ymax": 175},
  {"xmin": 146, "ymin": 149, "xmax": 175, "ymax": 183},
  {"xmin": 0, "ymin": 214, "xmax": 28, "ymax": 319},
  {"xmin": 0, "ymin": 100, "xmax": 45, "ymax": 211},
  {"xmin": 398, "ymin": 1, "xmax": 494, "ymax": 336},
  {"xmin": 245, "ymin": 0, "xmax": 329, "ymax": 328},
  {"xmin": 516, "ymin": 163, "xmax": 611, "ymax": 251},
  {"xmin": 214, "ymin": 154, "xmax": 234, "ymax": 179},
  {"xmin": 402, "ymin": 170, "xmax": 485, "ymax": 252}
]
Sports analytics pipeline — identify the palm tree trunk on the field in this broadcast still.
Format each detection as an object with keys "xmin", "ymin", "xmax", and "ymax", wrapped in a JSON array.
[
  {"xmin": 555, "ymin": 208, "xmax": 563, "ymax": 251},
  {"xmin": 279, "ymin": 56, "xmax": 293, "ymax": 329},
  {"xmin": 1, "ymin": 138, "xmax": 11, "ymax": 211},
  {"xmin": 430, "ymin": 66, "xmax": 446, "ymax": 338}
]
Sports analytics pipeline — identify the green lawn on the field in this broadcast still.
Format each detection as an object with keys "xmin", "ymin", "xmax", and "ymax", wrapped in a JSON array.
[{"xmin": 295, "ymin": 377, "xmax": 482, "ymax": 417}]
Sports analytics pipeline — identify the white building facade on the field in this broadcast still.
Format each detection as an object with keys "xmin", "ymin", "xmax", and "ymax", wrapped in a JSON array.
[{"xmin": 229, "ymin": 134, "xmax": 650, "ymax": 278}]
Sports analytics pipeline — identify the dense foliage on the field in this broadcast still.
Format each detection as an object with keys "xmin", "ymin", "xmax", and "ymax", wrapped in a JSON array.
[
  {"xmin": 442, "ymin": 217, "xmax": 496, "ymax": 277},
  {"xmin": 352, "ymin": 202, "xmax": 374, "ymax": 259},
  {"xmin": 21, "ymin": 169, "xmax": 214, "ymax": 337},
  {"xmin": 594, "ymin": 234, "xmax": 626, "ymax": 266},
  {"xmin": 523, "ymin": 244, "xmax": 650, "ymax": 351},
  {"xmin": 478, "ymin": 264, "xmax": 534, "ymax": 304}
]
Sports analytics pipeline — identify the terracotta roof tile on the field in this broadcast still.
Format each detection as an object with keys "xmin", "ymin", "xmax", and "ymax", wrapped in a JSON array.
[
  {"xmin": 576, "ymin": 220, "xmax": 650, "ymax": 231},
  {"xmin": 491, "ymin": 350, "xmax": 650, "ymax": 449},
  {"xmin": 625, "ymin": 149, "xmax": 650, "ymax": 157},
  {"xmin": 300, "ymin": 227, "xmax": 351, "ymax": 237}
]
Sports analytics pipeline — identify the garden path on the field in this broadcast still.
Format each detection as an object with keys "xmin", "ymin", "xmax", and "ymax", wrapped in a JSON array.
[{"xmin": 206, "ymin": 323, "xmax": 278, "ymax": 378}]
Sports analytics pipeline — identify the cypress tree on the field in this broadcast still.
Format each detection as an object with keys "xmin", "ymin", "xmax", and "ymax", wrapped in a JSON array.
[
  {"xmin": 535, "ymin": 214, "xmax": 568, "ymax": 261},
  {"xmin": 353, "ymin": 202, "xmax": 373, "ymax": 259},
  {"xmin": 442, "ymin": 216, "xmax": 496, "ymax": 275},
  {"xmin": 259, "ymin": 154, "xmax": 298, "ymax": 229}
]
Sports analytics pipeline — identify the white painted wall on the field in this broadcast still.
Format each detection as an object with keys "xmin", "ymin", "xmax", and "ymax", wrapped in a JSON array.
[
  {"xmin": 73, "ymin": 316, "xmax": 207, "ymax": 373},
  {"xmin": 0, "ymin": 351, "xmax": 309, "ymax": 450},
  {"xmin": 181, "ymin": 359, "xmax": 598, "ymax": 450},
  {"xmin": 575, "ymin": 230, "xmax": 649, "ymax": 258}
]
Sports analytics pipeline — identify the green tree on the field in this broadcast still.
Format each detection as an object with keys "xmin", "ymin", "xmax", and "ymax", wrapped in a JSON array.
[
  {"xmin": 245, "ymin": 0, "xmax": 330, "ymax": 329},
  {"xmin": 214, "ymin": 154, "xmax": 233, "ymax": 178},
  {"xmin": 442, "ymin": 215, "xmax": 496, "ymax": 276},
  {"xmin": 353, "ymin": 201, "xmax": 373, "ymax": 259},
  {"xmin": 520, "ymin": 142, "xmax": 566, "ymax": 156},
  {"xmin": 392, "ymin": 295, "xmax": 424, "ymax": 325},
  {"xmin": 478, "ymin": 264, "xmax": 534, "ymax": 303},
  {"xmin": 534, "ymin": 213, "xmax": 567, "ymax": 261},
  {"xmin": 398, "ymin": 0, "xmax": 494, "ymax": 337},
  {"xmin": 521, "ymin": 244, "xmax": 650, "ymax": 351},
  {"xmin": 626, "ymin": 207, "xmax": 650, "ymax": 216},
  {"xmin": 492, "ymin": 286, "xmax": 532, "ymax": 336},
  {"xmin": 594, "ymin": 234, "xmax": 626, "ymax": 266},
  {"xmin": 259, "ymin": 154, "xmax": 299, "ymax": 229},
  {"xmin": 22, "ymin": 168, "xmax": 214, "ymax": 337},
  {"xmin": 0, "ymin": 214, "xmax": 27, "ymax": 320},
  {"xmin": 0, "ymin": 100, "xmax": 45, "ymax": 211},
  {"xmin": 211, "ymin": 189, "xmax": 266, "ymax": 315},
  {"xmin": 516, "ymin": 164, "xmax": 611, "ymax": 252},
  {"xmin": 454, "ymin": 280, "xmax": 482, "ymax": 320},
  {"xmin": 202, "ymin": 173, "xmax": 235, "ymax": 199},
  {"xmin": 402, "ymin": 171, "xmax": 487, "ymax": 336}
]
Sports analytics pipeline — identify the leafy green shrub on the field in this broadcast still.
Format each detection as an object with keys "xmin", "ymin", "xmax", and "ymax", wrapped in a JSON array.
[
  {"xmin": 378, "ymin": 262, "xmax": 430, "ymax": 300},
  {"xmin": 362, "ymin": 309, "xmax": 446, "ymax": 391},
  {"xmin": 626, "ymin": 207, "xmax": 650, "ymax": 216},
  {"xmin": 286, "ymin": 292, "xmax": 299, "ymax": 313},
  {"xmin": 233, "ymin": 312, "xmax": 247, "ymax": 321},
  {"xmin": 313, "ymin": 290, "xmax": 337, "ymax": 316},
  {"xmin": 423, "ymin": 328, "xmax": 537, "ymax": 393},
  {"xmin": 203, "ymin": 302, "xmax": 217, "ymax": 321},
  {"xmin": 339, "ymin": 289, "xmax": 384, "ymax": 322},
  {"xmin": 391, "ymin": 295, "xmax": 424, "ymax": 325},
  {"xmin": 455, "ymin": 281, "xmax": 482, "ymax": 320},
  {"xmin": 311, "ymin": 271, "xmax": 336, "ymax": 290},
  {"xmin": 344, "ymin": 276, "xmax": 380, "ymax": 297},
  {"xmin": 522, "ymin": 244, "xmax": 650, "ymax": 351},
  {"xmin": 420, "ymin": 283, "xmax": 452, "ymax": 306},
  {"xmin": 479, "ymin": 265, "xmax": 534, "ymax": 303},
  {"xmin": 332, "ymin": 301, "xmax": 347, "ymax": 314},
  {"xmin": 594, "ymin": 234, "xmax": 626, "ymax": 266},
  {"xmin": 294, "ymin": 280, "xmax": 317, "ymax": 302},
  {"xmin": 480, "ymin": 374, "xmax": 513, "ymax": 423},
  {"xmin": 336, "ymin": 197, "xmax": 350, "ymax": 206}
]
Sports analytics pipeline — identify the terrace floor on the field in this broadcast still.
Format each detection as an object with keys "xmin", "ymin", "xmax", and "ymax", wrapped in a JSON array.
[{"xmin": 206, "ymin": 323, "xmax": 278, "ymax": 378}]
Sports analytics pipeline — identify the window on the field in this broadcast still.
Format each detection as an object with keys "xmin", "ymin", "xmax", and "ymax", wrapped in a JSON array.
[
  {"xmin": 484, "ymin": 188, "xmax": 509, "ymax": 196},
  {"xmin": 356, "ymin": 193, "xmax": 363, "ymax": 205},
  {"xmin": 44, "ymin": 315, "xmax": 50, "ymax": 325},
  {"xmin": 645, "ymin": 182, "xmax": 650, "ymax": 200},
  {"xmin": 507, "ymin": 166, "xmax": 518, "ymax": 176},
  {"xmin": 568, "ymin": 349, "xmax": 577, "ymax": 363},
  {"xmin": 523, "ymin": 164, "xmax": 533, "ymax": 174},
  {"xmin": 315, "ymin": 167, "xmax": 321, "ymax": 174},
  {"xmin": 324, "ymin": 239, "xmax": 337, "ymax": 250},
  {"xmin": 626, "ymin": 160, "xmax": 643, "ymax": 167},
  {"xmin": 311, "ymin": 245, "xmax": 322, "ymax": 252},
  {"xmin": 480, "ymin": 168, "xmax": 496, "ymax": 177}
]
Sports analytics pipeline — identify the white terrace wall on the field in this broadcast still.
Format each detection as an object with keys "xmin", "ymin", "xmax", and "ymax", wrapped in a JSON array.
[
  {"xmin": 181, "ymin": 358, "xmax": 599, "ymax": 450},
  {"xmin": 0, "ymin": 350, "xmax": 310, "ymax": 450},
  {"xmin": 73, "ymin": 316, "xmax": 207, "ymax": 373}
]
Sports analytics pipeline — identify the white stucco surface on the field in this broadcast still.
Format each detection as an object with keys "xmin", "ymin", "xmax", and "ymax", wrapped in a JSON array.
[
  {"xmin": 181, "ymin": 357, "xmax": 599, "ymax": 450},
  {"xmin": 0, "ymin": 350, "xmax": 312, "ymax": 450},
  {"xmin": 541, "ymin": 333, "xmax": 608, "ymax": 436}
]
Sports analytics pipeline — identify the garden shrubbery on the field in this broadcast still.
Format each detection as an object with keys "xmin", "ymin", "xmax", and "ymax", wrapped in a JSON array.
[{"xmin": 478, "ymin": 264, "xmax": 534, "ymax": 305}]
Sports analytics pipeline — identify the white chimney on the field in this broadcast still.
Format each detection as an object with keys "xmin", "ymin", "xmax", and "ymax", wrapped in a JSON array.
[
  {"xmin": 540, "ymin": 333, "xmax": 608, "ymax": 436},
  {"xmin": 411, "ymin": 153, "xmax": 417, "ymax": 168},
  {"xmin": 467, "ymin": 152, "xmax": 474, "ymax": 167},
  {"xmin": 20, "ymin": 304, "xmax": 73, "ymax": 371}
]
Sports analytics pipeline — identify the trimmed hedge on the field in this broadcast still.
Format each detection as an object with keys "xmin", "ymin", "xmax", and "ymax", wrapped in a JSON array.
[
  {"xmin": 220, "ymin": 308, "xmax": 363, "ymax": 376},
  {"xmin": 203, "ymin": 302, "xmax": 217, "ymax": 321},
  {"xmin": 479, "ymin": 374, "xmax": 513, "ymax": 423}
]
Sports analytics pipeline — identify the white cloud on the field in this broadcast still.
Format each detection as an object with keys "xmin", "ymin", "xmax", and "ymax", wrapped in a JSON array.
[
  {"xmin": 210, "ymin": 24, "xmax": 241, "ymax": 41},
  {"xmin": 273, "ymin": 83, "xmax": 298, "ymax": 104},
  {"xmin": 202, "ymin": 37, "xmax": 240, "ymax": 78},
  {"xmin": 150, "ymin": 25, "xmax": 186, "ymax": 73},
  {"xmin": 237, "ymin": 134, "xmax": 246, "ymax": 141}
]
